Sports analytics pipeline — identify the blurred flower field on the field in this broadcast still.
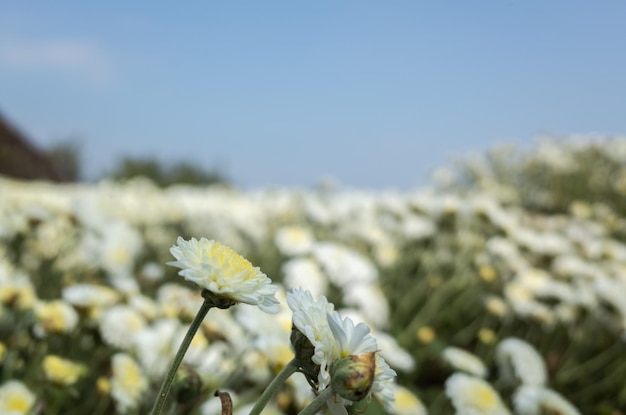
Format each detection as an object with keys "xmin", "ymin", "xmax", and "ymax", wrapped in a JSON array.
[{"xmin": 1, "ymin": 137, "xmax": 626, "ymax": 414}]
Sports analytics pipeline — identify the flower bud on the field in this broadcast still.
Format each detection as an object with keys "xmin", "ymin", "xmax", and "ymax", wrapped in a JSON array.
[
  {"xmin": 330, "ymin": 352, "xmax": 376, "ymax": 402},
  {"xmin": 290, "ymin": 326, "xmax": 319, "ymax": 385},
  {"xmin": 173, "ymin": 365, "xmax": 204, "ymax": 403}
]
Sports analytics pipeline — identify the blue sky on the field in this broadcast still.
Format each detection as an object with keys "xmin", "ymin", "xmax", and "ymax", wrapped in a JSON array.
[{"xmin": 1, "ymin": 2, "xmax": 625, "ymax": 189}]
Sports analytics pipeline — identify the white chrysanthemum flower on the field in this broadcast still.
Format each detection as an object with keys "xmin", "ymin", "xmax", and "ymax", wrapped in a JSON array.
[
  {"xmin": 445, "ymin": 373, "xmax": 511, "ymax": 415},
  {"xmin": 288, "ymin": 288, "xmax": 396, "ymax": 414},
  {"xmin": 342, "ymin": 283, "xmax": 389, "ymax": 329},
  {"xmin": 496, "ymin": 338, "xmax": 547, "ymax": 386},
  {"xmin": 0, "ymin": 380, "xmax": 36, "ymax": 415},
  {"xmin": 99, "ymin": 305, "xmax": 147, "ymax": 350},
  {"xmin": 196, "ymin": 342, "xmax": 238, "ymax": 389},
  {"xmin": 99, "ymin": 222, "xmax": 143, "ymax": 278},
  {"xmin": 128, "ymin": 293, "xmax": 160, "ymax": 321},
  {"xmin": 442, "ymin": 347, "xmax": 488, "ymax": 378},
  {"xmin": 274, "ymin": 225, "xmax": 315, "ymax": 256},
  {"xmin": 168, "ymin": 237, "xmax": 280, "ymax": 313},
  {"xmin": 401, "ymin": 214, "xmax": 436, "ymax": 240},
  {"xmin": 157, "ymin": 283, "xmax": 204, "ymax": 320},
  {"xmin": 241, "ymin": 348, "xmax": 272, "ymax": 383},
  {"xmin": 513, "ymin": 385, "xmax": 581, "ymax": 415},
  {"xmin": 134, "ymin": 318, "xmax": 180, "ymax": 380},
  {"xmin": 236, "ymin": 290, "xmax": 293, "ymax": 368},
  {"xmin": 312, "ymin": 242, "xmax": 378, "ymax": 287},
  {"xmin": 140, "ymin": 261, "xmax": 165, "ymax": 282},
  {"xmin": 326, "ymin": 311, "xmax": 396, "ymax": 413},
  {"xmin": 33, "ymin": 300, "xmax": 79, "ymax": 336},
  {"xmin": 384, "ymin": 383, "xmax": 428, "ymax": 415},
  {"xmin": 110, "ymin": 353, "xmax": 148, "ymax": 414},
  {"xmin": 0, "ymin": 269, "xmax": 36, "ymax": 310},
  {"xmin": 175, "ymin": 324, "xmax": 210, "ymax": 366},
  {"xmin": 327, "ymin": 311, "xmax": 378, "ymax": 359},
  {"xmin": 62, "ymin": 283, "xmax": 120, "ymax": 308},
  {"xmin": 287, "ymin": 288, "xmax": 336, "ymax": 389},
  {"xmin": 282, "ymin": 257, "xmax": 328, "ymax": 297}
]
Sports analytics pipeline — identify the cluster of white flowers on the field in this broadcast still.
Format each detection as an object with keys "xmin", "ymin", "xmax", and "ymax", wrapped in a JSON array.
[
  {"xmin": 287, "ymin": 288, "xmax": 401, "ymax": 415},
  {"xmin": 2, "ymin": 136, "xmax": 624, "ymax": 415}
]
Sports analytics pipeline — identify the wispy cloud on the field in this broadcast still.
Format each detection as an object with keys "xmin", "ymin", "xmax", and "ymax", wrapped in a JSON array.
[{"xmin": 0, "ymin": 37, "xmax": 113, "ymax": 84}]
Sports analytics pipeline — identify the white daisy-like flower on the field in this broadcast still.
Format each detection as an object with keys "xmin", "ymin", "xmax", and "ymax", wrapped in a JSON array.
[
  {"xmin": 384, "ymin": 383, "xmax": 428, "ymax": 415},
  {"xmin": 445, "ymin": 373, "xmax": 511, "ymax": 415},
  {"xmin": 0, "ymin": 380, "xmax": 36, "ymax": 415},
  {"xmin": 342, "ymin": 283, "xmax": 390, "ymax": 329},
  {"xmin": 282, "ymin": 257, "xmax": 328, "ymax": 297},
  {"xmin": 62, "ymin": 283, "xmax": 120, "ymax": 309},
  {"xmin": 327, "ymin": 311, "xmax": 378, "ymax": 359},
  {"xmin": 287, "ymin": 288, "xmax": 336, "ymax": 389},
  {"xmin": 134, "ymin": 319, "xmax": 180, "ymax": 380},
  {"xmin": 274, "ymin": 225, "xmax": 315, "ymax": 256},
  {"xmin": 33, "ymin": 300, "xmax": 79, "ymax": 336},
  {"xmin": 110, "ymin": 353, "xmax": 148, "ymax": 414},
  {"xmin": 312, "ymin": 242, "xmax": 378, "ymax": 287},
  {"xmin": 496, "ymin": 338, "xmax": 547, "ymax": 386},
  {"xmin": 325, "ymin": 311, "xmax": 396, "ymax": 414},
  {"xmin": 442, "ymin": 347, "xmax": 488, "ymax": 378},
  {"xmin": 99, "ymin": 305, "xmax": 147, "ymax": 350},
  {"xmin": 513, "ymin": 385, "xmax": 581, "ymax": 415},
  {"xmin": 287, "ymin": 288, "xmax": 396, "ymax": 414},
  {"xmin": 168, "ymin": 237, "xmax": 280, "ymax": 313}
]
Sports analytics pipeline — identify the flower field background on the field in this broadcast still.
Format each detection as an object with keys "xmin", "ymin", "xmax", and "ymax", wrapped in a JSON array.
[{"xmin": 1, "ymin": 137, "xmax": 626, "ymax": 414}]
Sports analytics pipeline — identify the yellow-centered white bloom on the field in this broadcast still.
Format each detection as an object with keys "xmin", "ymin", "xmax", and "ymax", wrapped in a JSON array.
[
  {"xmin": 168, "ymin": 237, "xmax": 280, "ymax": 313},
  {"xmin": 110, "ymin": 353, "xmax": 148, "ymax": 414},
  {"xmin": 442, "ymin": 347, "xmax": 488, "ymax": 378},
  {"xmin": 99, "ymin": 305, "xmax": 147, "ymax": 350},
  {"xmin": 42, "ymin": 355, "xmax": 85, "ymax": 385},
  {"xmin": 386, "ymin": 384, "xmax": 428, "ymax": 415},
  {"xmin": 274, "ymin": 225, "xmax": 315, "ymax": 256},
  {"xmin": 288, "ymin": 289, "xmax": 395, "ymax": 415},
  {"xmin": 0, "ymin": 380, "xmax": 36, "ymax": 415},
  {"xmin": 445, "ymin": 373, "xmax": 511, "ymax": 415},
  {"xmin": 33, "ymin": 300, "xmax": 78, "ymax": 336}
]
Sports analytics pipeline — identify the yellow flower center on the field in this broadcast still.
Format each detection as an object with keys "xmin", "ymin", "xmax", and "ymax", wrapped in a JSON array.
[
  {"xmin": 6, "ymin": 395, "xmax": 30, "ymax": 412},
  {"xmin": 471, "ymin": 383, "xmax": 497, "ymax": 409},
  {"xmin": 479, "ymin": 265, "xmax": 497, "ymax": 282},
  {"xmin": 210, "ymin": 242, "xmax": 255, "ymax": 277},
  {"xmin": 417, "ymin": 326, "xmax": 436, "ymax": 344},
  {"xmin": 395, "ymin": 387, "xmax": 425, "ymax": 413},
  {"xmin": 42, "ymin": 355, "xmax": 84, "ymax": 385},
  {"xmin": 478, "ymin": 328, "xmax": 497, "ymax": 344}
]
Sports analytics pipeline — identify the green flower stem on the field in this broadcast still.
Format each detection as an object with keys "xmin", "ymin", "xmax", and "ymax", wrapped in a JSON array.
[
  {"xmin": 298, "ymin": 387, "xmax": 335, "ymax": 415},
  {"xmin": 248, "ymin": 358, "xmax": 300, "ymax": 415},
  {"xmin": 150, "ymin": 299, "xmax": 214, "ymax": 415}
]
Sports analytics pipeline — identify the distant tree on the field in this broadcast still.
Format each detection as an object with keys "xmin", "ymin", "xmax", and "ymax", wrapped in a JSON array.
[
  {"xmin": 108, "ymin": 156, "xmax": 228, "ymax": 187},
  {"xmin": 167, "ymin": 161, "xmax": 227, "ymax": 187},
  {"xmin": 110, "ymin": 157, "xmax": 165, "ymax": 184},
  {"xmin": 45, "ymin": 139, "xmax": 82, "ymax": 182}
]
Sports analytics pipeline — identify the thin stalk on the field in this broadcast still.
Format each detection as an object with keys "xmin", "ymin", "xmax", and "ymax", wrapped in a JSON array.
[
  {"xmin": 248, "ymin": 358, "xmax": 300, "ymax": 415},
  {"xmin": 298, "ymin": 387, "xmax": 335, "ymax": 415},
  {"xmin": 150, "ymin": 300, "xmax": 214, "ymax": 415}
]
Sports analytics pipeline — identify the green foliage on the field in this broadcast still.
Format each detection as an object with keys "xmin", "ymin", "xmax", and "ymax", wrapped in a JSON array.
[{"xmin": 108, "ymin": 156, "xmax": 229, "ymax": 187}]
